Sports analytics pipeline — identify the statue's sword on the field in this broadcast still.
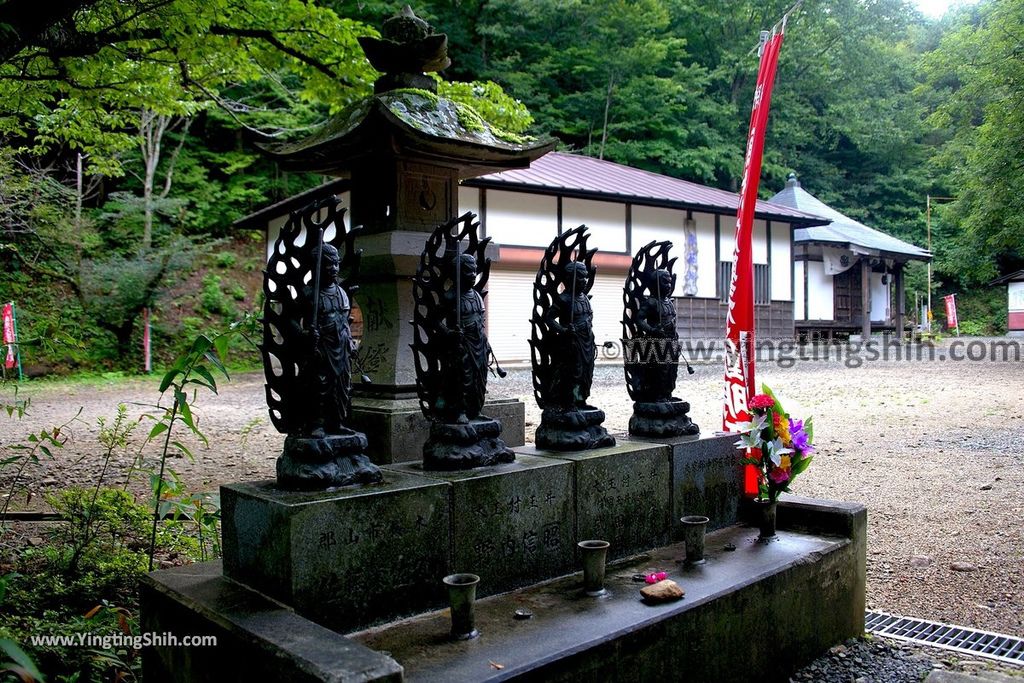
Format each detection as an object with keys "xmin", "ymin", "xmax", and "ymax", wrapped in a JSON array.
[{"xmin": 310, "ymin": 227, "xmax": 324, "ymax": 342}]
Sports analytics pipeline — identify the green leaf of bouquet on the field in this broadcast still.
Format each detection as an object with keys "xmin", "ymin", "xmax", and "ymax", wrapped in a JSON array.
[
  {"xmin": 804, "ymin": 416, "xmax": 814, "ymax": 442},
  {"xmin": 761, "ymin": 383, "xmax": 785, "ymax": 416},
  {"xmin": 792, "ymin": 455, "xmax": 814, "ymax": 476}
]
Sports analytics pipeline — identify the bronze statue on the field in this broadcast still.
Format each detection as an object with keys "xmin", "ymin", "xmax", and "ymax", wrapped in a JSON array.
[
  {"xmin": 623, "ymin": 241, "xmax": 699, "ymax": 437},
  {"xmin": 530, "ymin": 225, "xmax": 615, "ymax": 450},
  {"xmin": 261, "ymin": 197, "xmax": 382, "ymax": 489},
  {"xmin": 411, "ymin": 212, "xmax": 514, "ymax": 469}
]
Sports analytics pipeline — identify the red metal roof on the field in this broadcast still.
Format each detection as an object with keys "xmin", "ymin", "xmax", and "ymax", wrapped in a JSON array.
[{"xmin": 466, "ymin": 151, "xmax": 827, "ymax": 225}]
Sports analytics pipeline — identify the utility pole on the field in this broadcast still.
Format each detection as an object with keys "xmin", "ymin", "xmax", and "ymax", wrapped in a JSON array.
[{"xmin": 925, "ymin": 195, "xmax": 954, "ymax": 333}]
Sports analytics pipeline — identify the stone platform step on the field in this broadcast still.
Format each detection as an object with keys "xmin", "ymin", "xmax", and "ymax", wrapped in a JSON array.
[
  {"xmin": 142, "ymin": 496, "xmax": 865, "ymax": 683},
  {"xmin": 352, "ymin": 522, "xmax": 856, "ymax": 682}
]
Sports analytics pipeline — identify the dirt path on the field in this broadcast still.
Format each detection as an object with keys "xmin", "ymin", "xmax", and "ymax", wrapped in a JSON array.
[{"xmin": 2, "ymin": 345, "xmax": 1022, "ymax": 637}]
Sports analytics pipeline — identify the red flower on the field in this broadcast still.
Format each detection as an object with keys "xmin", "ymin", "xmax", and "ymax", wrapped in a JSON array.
[{"xmin": 750, "ymin": 394, "xmax": 775, "ymax": 410}]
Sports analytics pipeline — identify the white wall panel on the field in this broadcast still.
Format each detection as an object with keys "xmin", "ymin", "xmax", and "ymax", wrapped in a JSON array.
[
  {"xmin": 457, "ymin": 185, "xmax": 479, "ymax": 219},
  {"xmin": 870, "ymin": 272, "xmax": 890, "ymax": 323},
  {"xmin": 807, "ymin": 261, "xmax": 834, "ymax": 320},
  {"xmin": 694, "ymin": 213, "xmax": 717, "ymax": 298},
  {"xmin": 486, "ymin": 269, "xmax": 625, "ymax": 363},
  {"xmin": 770, "ymin": 222, "xmax": 792, "ymax": 302},
  {"xmin": 486, "ymin": 190, "xmax": 557, "ymax": 248},
  {"xmin": 631, "ymin": 205, "xmax": 682, "ymax": 296},
  {"xmin": 794, "ymin": 260, "xmax": 806, "ymax": 320},
  {"xmin": 486, "ymin": 270, "xmax": 536, "ymax": 362},
  {"xmin": 562, "ymin": 197, "xmax": 627, "ymax": 253},
  {"xmin": 589, "ymin": 273, "xmax": 627, "ymax": 351},
  {"xmin": 753, "ymin": 219, "xmax": 768, "ymax": 264}
]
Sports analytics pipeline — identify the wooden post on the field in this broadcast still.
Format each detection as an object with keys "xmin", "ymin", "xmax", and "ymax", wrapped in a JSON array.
[
  {"xmin": 894, "ymin": 263, "xmax": 905, "ymax": 341},
  {"xmin": 861, "ymin": 259, "xmax": 871, "ymax": 340}
]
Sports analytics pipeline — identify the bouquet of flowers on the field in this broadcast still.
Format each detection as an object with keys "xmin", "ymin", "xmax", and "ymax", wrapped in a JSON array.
[{"xmin": 735, "ymin": 385, "xmax": 814, "ymax": 502}]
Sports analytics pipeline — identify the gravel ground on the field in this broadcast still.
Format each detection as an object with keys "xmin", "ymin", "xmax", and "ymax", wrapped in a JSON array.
[{"xmin": 2, "ymin": 339, "xmax": 1023, "ymax": 652}]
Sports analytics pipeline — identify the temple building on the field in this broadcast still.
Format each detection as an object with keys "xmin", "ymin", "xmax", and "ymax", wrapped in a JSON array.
[
  {"xmin": 237, "ymin": 152, "xmax": 828, "ymax": 361},
  {"xmin": 769, "ymin": 173, "xmax": 931, "ymax": 341}
]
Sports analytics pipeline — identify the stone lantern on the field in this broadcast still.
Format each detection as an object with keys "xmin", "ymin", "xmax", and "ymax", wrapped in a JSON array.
[{"xmin": 260, "ymin": 6, "xmax": 555, "ymax": 462}]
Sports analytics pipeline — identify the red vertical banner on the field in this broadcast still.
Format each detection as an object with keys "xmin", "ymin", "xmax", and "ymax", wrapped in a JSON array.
[
  {"xmin": 143, "ymin": 307, "xmax": 152, "ymax": 373},
  {"xmin": 3, "ymin": 303, "xmax": 16, "ymax": 371},
  {"xmin": 944, "ymin": 294, "xmax": 958, "ymax": 333},
  {"xmin": 723, "ymin": 31, "xmax": 785, "ymax": 495}
]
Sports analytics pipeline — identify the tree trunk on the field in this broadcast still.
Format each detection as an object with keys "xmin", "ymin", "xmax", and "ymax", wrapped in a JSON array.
[{"xmin": 598, "ymin": 72, "xmax": 616, "ymax": 160}]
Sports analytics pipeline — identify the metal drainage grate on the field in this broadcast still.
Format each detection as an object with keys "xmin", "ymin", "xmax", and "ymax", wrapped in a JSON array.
[{"xmin": 866, "ymin": 610, "xmax": 1024, "ymax": 666}]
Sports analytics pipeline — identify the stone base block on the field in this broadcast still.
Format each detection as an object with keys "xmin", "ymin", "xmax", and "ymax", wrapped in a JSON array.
[
  {"xmin": 385, "ymin": 455, "xmax": 574, "ymax": 597},
  {"xmin": 140, "ymin": 561, "xmax": 402, "ymax": 683},
  {"xmin": 631, "ymin": 432, "xmax": 744, "ymax": 540},
  {"xmin": 351, "ymin": 396, "xmax": 525, "ymax": 464},
  {"xmin": 518, "ymin": 440, "xmax": 671, "ymax": 561},
  {"xmin": 221, "ymin": 472, "xmax": 450, "ymax": 633}
]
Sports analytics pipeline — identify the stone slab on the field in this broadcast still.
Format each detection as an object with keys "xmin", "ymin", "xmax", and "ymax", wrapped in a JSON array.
[
  {"xmin": 352, "ymin": 497, "xmax": 867, "ymax": 682},
  {"xmin": 630, "ymin": 432, "xmax": 744, "ymax": 540},
  {"xmin": 385, "ymin": 454, "xmax": 574, "ymax": 597},
  {"xmin": 351, "ymin": 396, "xmax": 525, "ymax": 464},
  {"xmin": 221, "ymin": 472, "xmax": 450, "ymax": 633},
  {"xmin": 141, "ymin": 560, "xmax": 403, "ymax": 683},
  {"xmin": 517, "ymin": 441, "xmax": 672, "ymax": 561}
]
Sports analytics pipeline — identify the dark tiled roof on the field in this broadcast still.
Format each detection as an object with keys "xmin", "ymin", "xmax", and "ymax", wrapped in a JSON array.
[
  {"xmin": 463, "ymin": 152, "xmax": 829, "ymax": 225},
  {"xmin": 769, "ymin": 174, "xmax": 930, "ymax": 261},
  {"xmin": 989, "ymin": 270, "xmax": 1024, "ymax": 285}
]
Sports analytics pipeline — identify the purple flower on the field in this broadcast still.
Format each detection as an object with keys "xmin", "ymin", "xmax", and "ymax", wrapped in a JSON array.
[{"xmin": 789, "ymin": 418, "xmax": 814, "ymax": 454}]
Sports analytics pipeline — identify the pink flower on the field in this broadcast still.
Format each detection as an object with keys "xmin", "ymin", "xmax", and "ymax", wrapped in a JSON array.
[
  {"xmin": 750, "ymin": 394, "xmax": 776, "ymax": 410},
  {"xmin": 645, "ymin": 571, "xmax": 667, "ymax": 584},
  {"xmin": 768, "ymin": 468, "xmax": 790, "ymax": 485}
]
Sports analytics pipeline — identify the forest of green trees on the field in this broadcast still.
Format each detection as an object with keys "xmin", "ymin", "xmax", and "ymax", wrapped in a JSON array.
[{"xmin": 1, "ymin": 0, "xmax": 1021, "ymax": 373}]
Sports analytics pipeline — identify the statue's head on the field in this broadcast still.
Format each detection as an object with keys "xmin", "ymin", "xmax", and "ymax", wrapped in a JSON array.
[
  {"xmin": 446, "ymin": 249, "xmax": 477, "ymax": 289},
  {"xmin": 564, "ymin": 261, "xmax": 589, "ymax": 291},
  {"xmin": 315, "ymin": 243, "xmax": 340, "ymax": 286},
  {"xmin": 654, "ymin": 268, "xmax": 673, "ymax": 295},
  {"xmin": 457, "ymin": 253, "xmax": 477, "ymax": 284}
]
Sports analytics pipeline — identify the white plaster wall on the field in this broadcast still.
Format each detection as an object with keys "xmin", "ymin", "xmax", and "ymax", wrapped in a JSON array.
[
  {"xmin": 1008, "ymin": 282, "xmax": 1024, "ymax": 311},
  {"xmin": 694, "ymin": 212, "xmax": 717, "ymax": 298},
  {"xmin": 264, "ymin": 189, "xmax": 353, "ymax": 261},
  {"xmin": 457, "ymin": 185, "xmax": 479, "ymax": 220},
  {"xmin": 807, "ymin": 261, "xmax": 834, "ymax": 320},
  {"xmin": 562, "ymin": 197, "xmax": 627, "ymax": 253},
  {"xmin": 752, "ymin": 219, "xmax": 768, "ymax": 265},
  {"xmin": 266, "ymin": 215, "xmax": 287, "ymax": 262},
  {"xmin": 794, "ymin": 260, "xmax": 806, "ymax": 321},
  {"xmin": 871, "ymin": 272, "xmax": 890, "ymax": 323},
  {"xmin": 719, "ymin": 216, "xmax": 736, "ymax": 263},
  {"xmin": 771, "ymin": 222, "xmax": 792, "ymax": 302},
  {"xmin": 485, "ymin": 189, "xmax": 558, "ymax": 247},
  {"xmin": 631, "ymin": 205, "xmax": 682, "ymax": 296}
]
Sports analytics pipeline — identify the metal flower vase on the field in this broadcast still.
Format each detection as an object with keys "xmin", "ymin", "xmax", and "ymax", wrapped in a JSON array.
[
  {"xmin": 442, "ymin": 573, "xmax": 481, "ymax": 640},
  {"xmin": 753, "ymin": 499, "xmax": 778, "ymax": 541},
  {"xmin": 680, "ymin": 515, "xmax": 710, "ymax": 564},
  {"xmin": 578, "ymin": 540, "xmax": 610, "ymax": 596}
]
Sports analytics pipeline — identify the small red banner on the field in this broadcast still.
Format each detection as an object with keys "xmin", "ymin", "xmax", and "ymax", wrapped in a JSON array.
[
  {"xmin": 2, "ymin": 303, "xmax": 15, "ymax": 370},
  {"xmin": 944, "ymin": 294, "xmax": 958, "ymax": 331}
]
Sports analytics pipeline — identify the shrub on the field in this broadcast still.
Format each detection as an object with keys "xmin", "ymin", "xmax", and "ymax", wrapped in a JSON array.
[{"xmin": 213, "ymin": 251, "xmax": 237, "ymax": 269}]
